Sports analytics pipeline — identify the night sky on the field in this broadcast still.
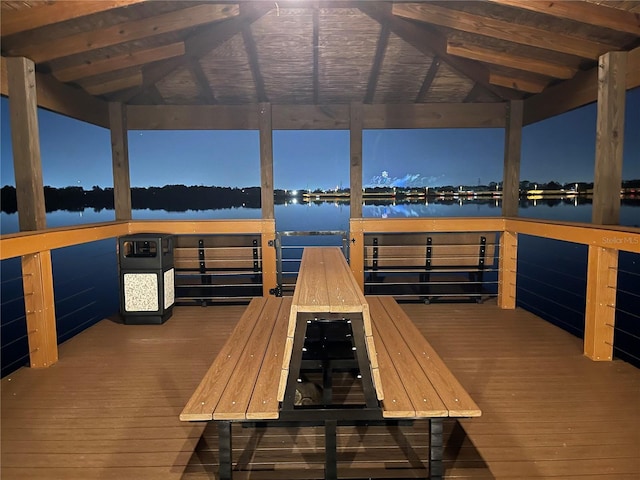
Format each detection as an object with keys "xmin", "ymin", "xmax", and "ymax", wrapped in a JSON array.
[{"xmin": 1, "ymin": 89, "xmax": 638, "ymax": 191}]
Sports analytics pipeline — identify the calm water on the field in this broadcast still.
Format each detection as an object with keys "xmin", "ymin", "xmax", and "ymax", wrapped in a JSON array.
[{"xmin": 1, "ymin": 199, "xmax": 639, "ymax": 376}]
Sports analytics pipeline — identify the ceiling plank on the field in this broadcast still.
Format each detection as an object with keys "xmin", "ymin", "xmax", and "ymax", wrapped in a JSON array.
[
  {"xmin": 486, "ymin": 0, "xmax": 640, "ymax": 36},
  {"xmin": 489, "ymin": 72, "xmax": 548, "ymax": 93},
  {"xmin": 83, "ymin": 72, "xmax": 143, "ymax": 95},
  {"xmin": 1, "ymin": 56, "xmax": 109, "ymax": 127},
  {"xmin": 364, "ymin": 24, "xmax": 390, "ymax": 104},
  {"xmin": 7, "ymin": 4, "xmax": 239, "ymax": 64},
  {"xmin": 312, "ymin": 6, "xmax": 320, "ymax": 105},
  {"xmin": 447, "ymin": 41, "xmax": 577, "ymax": 80},
  {"xmin": 415, "ymin": 57, "xmax": 441, "ymax": 103},
  {"xmin": 0, "ymin": 0, "xmax": 145, "ymax": 37},
  {"xmin": 54, "ymin": 42, "xmax": 185, "ymax": 83},
  {"xmin": 524, "ymin": 44, "xmax": 640, "ymax": 125},
  {"xmin": 392, "ymin": 3, "xmax": 614, "ymax": 59},
  {"xmin": 360, "ymin": 2, "xmax": 520, "ymax": 101}
]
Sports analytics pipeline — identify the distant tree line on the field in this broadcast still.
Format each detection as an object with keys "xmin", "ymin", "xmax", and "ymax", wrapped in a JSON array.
[
  {"xmin": 0, "ymin": 185, "xmax": 262, "ymax": 214},
  {"xmin": 2, "ymin": 180, "xmax": 639, "ymax": 214}
]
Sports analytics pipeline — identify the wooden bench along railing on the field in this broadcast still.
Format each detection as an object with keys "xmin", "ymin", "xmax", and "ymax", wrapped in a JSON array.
[
  {"xmin": 181, "ymin": 247, "xmax": 481, "ymax": 480},
  {"xmin": 365, "ymin": 232, "xmax": 497, "ymax": 302},
  {"xmin": 173, "ymin": 234, "xmax": 262, "ymax": 304}
]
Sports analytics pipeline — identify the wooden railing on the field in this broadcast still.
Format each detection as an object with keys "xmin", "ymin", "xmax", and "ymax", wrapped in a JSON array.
[{"xmin": 1, "ymin": 217, "xmax": 638, "ymax": 370}]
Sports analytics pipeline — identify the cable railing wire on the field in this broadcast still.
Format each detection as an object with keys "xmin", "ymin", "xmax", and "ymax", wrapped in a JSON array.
[
  {"xmin": 517, "ymin": 285, "xmax": 585, "ymax": 317},
  {"xmin": 518, "ymin": 298, "xmax": 583, "ymax": 336},
  {"xmin": 517, "ymin": 258, "xmax": 587, "ymax": 284},
  {"xmin": 516, "ymin": 272, "xmax": 586, "ymax": 301}
]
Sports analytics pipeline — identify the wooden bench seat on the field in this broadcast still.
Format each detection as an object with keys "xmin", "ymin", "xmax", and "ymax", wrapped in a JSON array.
[
  {"xmin": 180, "ymin": 296, "xmax": 291, "ymax": 421},
  {"xmin": 368, "ymin": 295, "xmax": 481, "ymax": 419}
]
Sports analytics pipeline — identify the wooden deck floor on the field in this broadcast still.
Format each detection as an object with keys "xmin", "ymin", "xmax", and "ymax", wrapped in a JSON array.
[{"xmin": 2, "ymin": 301, "xmax": 639, "ymax": 479}]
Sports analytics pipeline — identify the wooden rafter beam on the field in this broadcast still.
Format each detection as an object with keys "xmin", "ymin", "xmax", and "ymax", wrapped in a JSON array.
[
  {"xmin": 486, "ymin": 0, "xmax": 640, "ymax": 36},
  {"xmin": 188, "ymin": 58, "xmax": 217, "ymax": 105},
  {"xmin": 241, "ymin": 18, "xmax": 268, "ymax": 103},
  {"xmin": 489, "ymin": 72, "xmax": 548, "ymax": 93},
  {"xmin": 463, "ymin": 83, "xmax": 486, "ymax": 103},
  {"xmin": 5, "ymin": 4, "xmax": 239, "ymax": 64},
  {"xmin": 53, "ymin": 42, "xmax": 185, "ymax": 83},
  {"xmin": 0, "ymin": 0, "xmax": 145, "ymax": 37},
  {"xmin": 83, "ymin": 72, "xmax": 143, "ymax": 96},
  {"xmin": 524, "ymin": 45, "xmax": 640, "ymax": 125},
  {"xmin": 392, "ymin": 3, "xmax": 615, "ymax": 60},
  {"xmin": 116, "ymin": 4, "xmax": 271, "ymax": 104},
  {"xmin": 364, "ymin": 24, "xmax": 390, "ymax": 104},
  {"xmin": 447, "ymin": 41, "xmax": 577, "ymax": 80},
  {"xmin": 415, "ymin": 57, "xmax": 441, "ymax": 103},
  {"xmin": 360, "ymin": 2, "xmax": 520, "ymax": 101}
]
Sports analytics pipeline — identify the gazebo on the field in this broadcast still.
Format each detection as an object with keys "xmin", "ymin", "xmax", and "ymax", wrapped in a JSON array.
[{"xmin": 1, "ymin": 1, "xmax": 639, "ymax": 478}]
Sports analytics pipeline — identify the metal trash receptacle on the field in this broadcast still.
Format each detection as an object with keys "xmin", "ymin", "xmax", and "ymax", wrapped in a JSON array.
[{"xmin": 118, "ymin": 234, "xmax": 174, "ymax": 324}]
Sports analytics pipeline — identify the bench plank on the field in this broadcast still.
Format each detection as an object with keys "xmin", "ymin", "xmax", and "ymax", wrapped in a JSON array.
[
  {"xmin": 213, "ymin": 297, "xmax": 285, "ymax": 420},
  {"xmin": 247, "ymin": 297, "xmax": 292, "ymax": 420},
  {"xmin": 369, "ymin": 296, "xmax": 448, "ymax": 418},
  {"xmin": 180, "ymin": 297, "xmax": 269, "ymax": 421},
  {"xmin": 371, "ymin": 296, "xmax": 481, "ymax": 418}
]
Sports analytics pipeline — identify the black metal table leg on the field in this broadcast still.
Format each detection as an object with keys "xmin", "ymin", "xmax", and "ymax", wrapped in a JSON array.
[
  {"xmin": 429, "ymin": 418, "xmax": 444, "ymax": 480},
  {"xmin": 325, "ymin": 419, "xmax": 338, "ymax": 480},
  {"xmin": 218, "ymin": 421, "xmax": 233, "ymax": 480}
]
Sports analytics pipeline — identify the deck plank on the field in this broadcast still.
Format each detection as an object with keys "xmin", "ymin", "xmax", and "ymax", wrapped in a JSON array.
[{"xmin": 2, "ymin": 301, "xmax": 639, "ymax": 479}]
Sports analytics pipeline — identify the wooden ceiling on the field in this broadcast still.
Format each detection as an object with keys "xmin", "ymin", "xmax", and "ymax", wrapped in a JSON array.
[{"xmin": 1, "ymin": 1, "xmax": 639, "ymax": 121}]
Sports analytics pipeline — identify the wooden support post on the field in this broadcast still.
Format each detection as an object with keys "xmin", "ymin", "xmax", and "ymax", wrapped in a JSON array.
[
  {"xmin": 7, "ymin": 57, "xmax": 59, "ymax": 368},
  {"xmin": 6, "ymin": 57, "xmax": 46, "ymax": 232},
  {"xmin": 259, "ymin": 102, "xmax": 274, "ymax": 220},
  {"xmin": 497, "ymin": 230, "xmax": 517, "ymax": 309},
  {"xmin": 349, "ymin": 219, "xmax": 365, "ymax": 292},
  {"xmin": 592, "ymin": 51, "xmax": 626, "ymax": 225},
  {"xmin": 109, "ymin": 102, "xmax": 132, "ymax": 221},
  {"xmin": 502, "ymin": 100, "xmax": 523, "ymax": 217},
  {"xmin": 261, "ymin": 219, "xmax": 277, "ymax": 297},
  {"xmin": 350, "ymin": 103, "xmax": 363, "ymax": 218},
  {"xmin": 584, "ymin": 245, "xmax": 618, "ymax": 360},
  {"xmin": 22, "ymin": 251, "xmax": 58, "ymax": 368}
]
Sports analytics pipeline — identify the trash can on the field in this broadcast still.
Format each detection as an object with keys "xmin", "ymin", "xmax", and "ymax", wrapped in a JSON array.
[{"xmin": 118, "ymin": 234, "xmax": 174, "ymax": 324}]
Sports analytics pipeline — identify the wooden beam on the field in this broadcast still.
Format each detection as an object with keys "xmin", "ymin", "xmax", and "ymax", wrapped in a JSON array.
[
  {"xmin": 117, "ymin": 4, "xmax": 270, "ymax": 103},
  {"xmin": 126, "ymin": 105, "xmax": 258, "ymax": 130},
  {"xmin": 497, "ymin": 231, "xmax": 517, "ymax": 309},
  {"xmin": 524, "ymin": 46, "xmax": 640, "ymax": 125},
  {"xmin": 109, "ymin": 103, "xmax": 132, "ymax": 221},
  {"xmin": 486, "ymin": 0, "xmax": 640, "ymax": 36},
  {"xmin": 447, "ymin": 41, "xmax": 576, "ymax": 80},
  {"xmin": 6, "ymin": 57, "xmax": 47, "ymax": 232},
  {"xmin": 502, "ymin": 100, "xmax": 523, "ymax": 217},
  {"xmin": 259, "ymin": 103, "xmax": 274, "ymax": 220},
  {"xmin": 593, "ymin": 51, "xmax": 626, "ymax": 226},
  {"xmin": 584, "ymin": 246, "xmax": 618, "ymax": 361},
  {"xmin": 242, "ymin": 20, "xmax": 268, "ymax": 103},
  {"xmin": 350, "ymin": 103, "xmax": 363, "ymax": 219},
  {"xmin": 21, "ymin": 251, "xmax": 58, "ymax": 369},
  {"xmin": 0, "ymin": 0, "xmax": 145, "ymax": 37},
  {"xmin": 489, "ymin": 72, "xmax": 548, "ymax": 93},
  {"xmin": 2, "ymin": 56, "xmax": 109, "ymax": 128},
  {"xmin": 415, "ymin": 57, "xmax": 441, "ymax": 103},
  {"xmin": 7, "ymin": 4, "xmax": 239, "ymax": 63},
  {"xmin": 125, "ymin": 103, "xmax": 507, "ymax": 130},
  {"xmin": 83, "ymin": 72, "xmax": 143, "ymax": 96},
  {"xmin": 361, "ymin": 3, "xmax": 519, "ymax": 101},
  {"xmin": 54, "ymin": 42, "xmax": 185, "ymax": 83},
  {"xmin": 362, "ymin": 103, "xmax": 507, "ymax": 129},
  {"xmin": 188, "ymin": 58, "xmax": 217, "ymax": 104},
  {"xmin": 463, "ymin": 83, "xmax": 486, "ymax": 103},
  {"xmin": 364, "ymin": 24, "xmax": 390, "ymax": 104},
  {"xmin": 392, "ymin": 3, "xmax": 613, "ymax": 59}
]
